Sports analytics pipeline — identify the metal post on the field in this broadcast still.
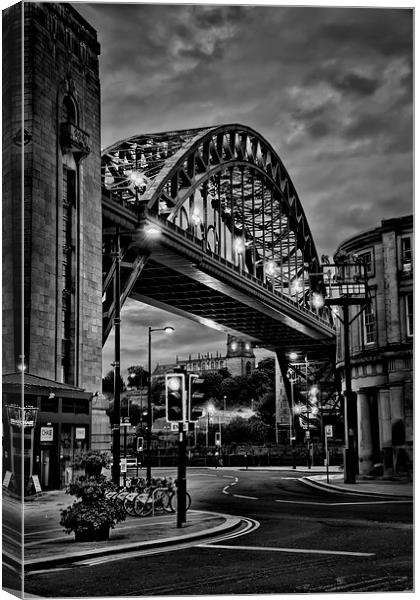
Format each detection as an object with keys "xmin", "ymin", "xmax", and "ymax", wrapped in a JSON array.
[
  {"xmin": 305, "ymin": 356, "xmax": 311, "ymax": 469},
  {"xmin": 343, "ymin": 303, "xmax": 356, "ymax": 483},
  {"xmin": 325, "ymin": 428, "xmax": 330, "ymax": 484},
  {"xmin": 123, "ymin": 425, "xmax": 127, "ymax": 487},
  {"xmin": 177, "ymin": 422, "xmax": 187, "ymax": 528},
  {"xmin": 111, "ymin": 231, "xmax": 121, "ymax": 486},
  {"xmin": 147, "ymin": 326, "xmax": 152, "ymax": 484}
]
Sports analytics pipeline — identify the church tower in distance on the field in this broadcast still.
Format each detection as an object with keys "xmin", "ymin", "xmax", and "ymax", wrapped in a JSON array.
[{"xmin": 226, "ymin": 334, "xmax": 256, "ymax": 377}]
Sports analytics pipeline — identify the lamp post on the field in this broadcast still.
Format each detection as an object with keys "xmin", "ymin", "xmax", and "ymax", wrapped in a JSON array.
[
  {"xmin": 147, "ymin": 325, "xmax": 174, "ymax": 483},
  {"xmin": 111, "ymin": 230, "xmax": 121, "ymax": 486}
]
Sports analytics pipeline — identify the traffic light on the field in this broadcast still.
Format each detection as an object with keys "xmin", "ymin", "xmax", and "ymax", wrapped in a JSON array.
[
  {"xmin": 188, "ymin": 374, "xmax": 205, "ymax": 421},
  {"xmin": 136, "ymin": 436, "xmax": 144, "ymax": 452},
  {"xmin": 215, "ymin": 431, "xmax": 221, "ymax": 446},
  {"xmin": 308, "ymin": 385, "xmax": 320, "ymax": 416},
  {"xmin": 165, "ymin": 373, "xmax": 186, "ymax": 422}
]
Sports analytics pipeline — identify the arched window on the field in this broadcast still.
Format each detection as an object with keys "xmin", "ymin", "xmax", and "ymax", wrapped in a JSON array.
[{"xmin": 62, "ymin": 95, "xmax": 77, "ymax": 125}]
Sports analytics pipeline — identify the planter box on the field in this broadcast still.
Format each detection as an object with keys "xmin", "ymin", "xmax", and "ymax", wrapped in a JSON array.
[{"xmin": 75, "ymin": 525, "xmax": 110, "ymax": 543}]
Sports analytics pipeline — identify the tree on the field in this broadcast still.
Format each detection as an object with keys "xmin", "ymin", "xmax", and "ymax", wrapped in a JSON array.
[
  {"xmin": 102, "ymin": 370, "xmax": 125, "ymax": 394},
  {"xmin": 126, "ymin": 366, "xmax": 149, "ymax": 389},
  {"xmin": 222, "ymin": 417, "xmax": 252, "ymax": 444}
]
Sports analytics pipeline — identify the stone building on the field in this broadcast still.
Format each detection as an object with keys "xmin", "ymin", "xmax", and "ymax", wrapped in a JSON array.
[
  {"xmin": 152, "ymin": 334, "xmax": 256, "ymax": 383},
  {"xmin": 335, "ymin": 215, "xmax": 413, "ymax": 475},
  {"xmin": 2, "ymin": 3, "xmax": 108, "ymax": 489}
]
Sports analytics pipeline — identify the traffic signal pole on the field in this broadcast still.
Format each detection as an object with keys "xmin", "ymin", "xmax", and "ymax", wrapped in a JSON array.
[
  {"xmin": 111, "ymin": 230, "xmax": 121, "ymax": 487},
  {"xmin": 177, "ymin": 421, "xmax": 187, "ymax": 528}
]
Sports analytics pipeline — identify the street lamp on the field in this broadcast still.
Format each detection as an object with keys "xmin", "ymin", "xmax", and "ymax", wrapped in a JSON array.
[
  {"xmin": 147, "ymin": 325, "xmax": 174, "ymax": 482},
  {"xmin": 206, "ymin": 402, "xmax": 215, "ymax": 448}
]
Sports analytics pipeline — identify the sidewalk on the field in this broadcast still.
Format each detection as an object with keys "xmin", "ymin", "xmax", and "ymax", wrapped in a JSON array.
[
  {"xmin": 23, "ymin": 508, "xmax": 240, "ymax": 571},
  {"xmin": 302, "ymin": 472, "xmax": 413, "ymax": 498}
]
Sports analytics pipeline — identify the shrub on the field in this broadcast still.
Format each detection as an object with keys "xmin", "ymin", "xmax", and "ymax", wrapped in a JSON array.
[
  {"xmin": 60, "ymin": 475, "xmax": 125, "ymax": 536},
  {"xmin": 72, "ymin": 450, "xmax": 111, "ymax": 476}
]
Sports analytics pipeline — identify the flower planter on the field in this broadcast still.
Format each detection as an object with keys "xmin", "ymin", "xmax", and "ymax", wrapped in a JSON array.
[{"xmin": 75, "ymin": 525, "xmax": 110, "ymax": 543}]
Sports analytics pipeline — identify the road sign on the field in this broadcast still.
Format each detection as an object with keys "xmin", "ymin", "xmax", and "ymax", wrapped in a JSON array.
[
  {"xmin": 305, "ymin": 430, "xmax": 311, "ymax": 439},
  {"xmin": 325, "ymin": 424, "xmax": 333, "ymax": 437},
  {"xmin": 120, "ymin": 458, "xmax": 127, "ymax": 473}
]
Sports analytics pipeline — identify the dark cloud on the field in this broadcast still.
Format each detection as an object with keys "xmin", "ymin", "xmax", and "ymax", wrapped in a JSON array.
[
  {"xmin": 331, "ymin": 73, "xmax": 380, "ymax": 96},
  {"xmin": 75, "ymin": 3, "xmax": 413, "ymax": 375}
]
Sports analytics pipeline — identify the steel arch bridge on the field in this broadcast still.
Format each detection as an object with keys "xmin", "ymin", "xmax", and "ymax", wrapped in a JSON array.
[{"xmin": 101, "ymin": 123, "xmax": 336, "ymax": 365}]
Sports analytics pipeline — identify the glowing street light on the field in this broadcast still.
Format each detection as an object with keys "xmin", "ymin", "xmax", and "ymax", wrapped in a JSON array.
[
  {"xmin": 233, "ymin": 238, "xmax": 245, "ymax": 254},
  {"xmin": 312, "ymin": 292, "xmax": 325, "ymax": 310}
]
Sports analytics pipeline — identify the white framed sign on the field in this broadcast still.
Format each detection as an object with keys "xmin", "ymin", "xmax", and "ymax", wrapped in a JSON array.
[
  {"xmin": 325, "ymin": 425, "xmax": 334, "ymax": 438},
  {"xmin": 75, "ymin": 427, "xmax": 86, "ymax": 440},
  {"xmin": 40, "ymin": 426, "xmax": 54, "ymax": 442}
]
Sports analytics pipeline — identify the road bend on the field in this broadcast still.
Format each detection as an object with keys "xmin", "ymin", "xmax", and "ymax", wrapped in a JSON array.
[{"xmin": 23, "ymin": 467, "xmax": 413, "ymax": 596}]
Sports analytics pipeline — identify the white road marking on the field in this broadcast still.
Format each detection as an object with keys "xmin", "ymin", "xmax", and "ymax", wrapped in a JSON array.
[
  {"xmin": 222, "ymin": 477, "xmax": 238, "ymax": 495},
  {"xmin": 199, "ymin": 543, "xmax": 375, "ymax": 557},
  {"xmin": 328, "ymin": 500, "xmax": 412, "ymax": 506},
  {"xmin": 275, "ymin": 499, "xmax": 412, "ymax": 506},
  {"xmin": 233, "ymin": 494, "xmax": 259, "ymax": 500},
  {"xmin": 275, "ymin": 499, "xmax": 332, "ymax": 506}
]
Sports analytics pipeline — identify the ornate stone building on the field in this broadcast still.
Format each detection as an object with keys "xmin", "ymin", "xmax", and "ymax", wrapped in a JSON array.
[
  {"xmin": 152, "ymin": 334, "xmax": 256, "ymax": 382},
  {"xmin": 335, "ymin": 215, "xmax": 413, "ymax": 475},
  {"xmin": 2, "ymin": 3, "xmax": 108, "ymax": 489}
]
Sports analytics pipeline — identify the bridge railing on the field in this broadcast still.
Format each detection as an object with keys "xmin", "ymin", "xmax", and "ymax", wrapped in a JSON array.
[{"xmin": 159, "ymin": 217, "xmax": 334, "ymax": 329}]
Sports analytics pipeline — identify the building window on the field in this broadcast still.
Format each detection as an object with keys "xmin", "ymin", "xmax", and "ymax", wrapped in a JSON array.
[
  {"xmin": 401, "ymin": 237, "xmax": 412, "ymax": 272},
  {"xmin": 405, "ymin": 294, "xmax": 413, "ymax": 337},
  {"xmin": 358, "ymin": 249, "xmax": 373, "ymax": 276},
  {"xmin": 41, "ymin": 397, "xmax": 59, "ymax": 412},
  {"xmin": 363, "ymin": 301, "xmax": 376, "ymax": 345}
]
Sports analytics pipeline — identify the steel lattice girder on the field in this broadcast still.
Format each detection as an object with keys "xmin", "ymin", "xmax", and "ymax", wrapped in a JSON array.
[{"xmin": 101, "ymin": 124, "xmax": 335, "ymax": 351}]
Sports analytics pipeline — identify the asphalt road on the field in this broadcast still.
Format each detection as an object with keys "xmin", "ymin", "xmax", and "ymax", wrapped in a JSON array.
[{"xmin": 22, "ymin": 467, "xmax": 414, "ymax": 596}]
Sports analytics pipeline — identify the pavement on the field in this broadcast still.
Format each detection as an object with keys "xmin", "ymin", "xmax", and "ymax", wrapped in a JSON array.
[{"xmin": 5, "ymin": 466, "xmax": 413, "ymax": 572}]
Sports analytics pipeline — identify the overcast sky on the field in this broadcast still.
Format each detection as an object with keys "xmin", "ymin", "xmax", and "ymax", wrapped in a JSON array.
[{"xmin": 74, "ymin": 2, "xmax": 413, "ymax": 379}]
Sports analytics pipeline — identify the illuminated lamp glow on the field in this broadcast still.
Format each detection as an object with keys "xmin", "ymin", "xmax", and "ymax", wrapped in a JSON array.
[
  {"xmin": 266, "ymin": 261, "xmax": 277, "ymax": 275},
  {"xmin": 191, "ymin": 209, "xmax": 201, "ymax": 226},
  {"xmin": 145, "ymin": 225, "xmax": 161, "ymax": 237},
  {"xmin": 129, "ymin": 170, "xmax": 146, "ymax": 189},
  {"xmin": 233, "ymin": 238, "xmax": 245, "ymax": 254},
  {"xmin": 312, "ymin": 292, "xmax": 325, "ymax": 309},
  {"xmin": 289, "ymin": 352, "xmax": 298, "ymax": 362}
]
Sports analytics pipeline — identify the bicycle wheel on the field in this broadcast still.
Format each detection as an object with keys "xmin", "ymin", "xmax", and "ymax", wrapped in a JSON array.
[
  {"xmin": 134, "ymin": 493, "xmax": 153, "ymax": 517},
  {"xmin": 123, "ymin": 493, "xmax": 137, "ymax": 516},
  {"xmin": 162, "ymin": 490, "xmax": 172, "ymax": 513},
  {"xmin": 170, "ymin": 491, "xmax": 191, "ymax": 513},
  {"xmin": 153, "ymin": 489, "xmax": 166, "ymax": 513}
]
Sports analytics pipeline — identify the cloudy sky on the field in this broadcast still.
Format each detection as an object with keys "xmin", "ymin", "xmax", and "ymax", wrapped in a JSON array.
[{"xmin": 74, "ymin": 1, "xmax": 413, "ymax": 379}]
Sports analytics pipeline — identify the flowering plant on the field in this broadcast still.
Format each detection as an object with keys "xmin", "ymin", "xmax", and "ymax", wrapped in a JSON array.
[
  {"xmin": 60, "ymin": 475, "xmax": 125, "ymax": 536},
  {"xmin": 72, "ymin": 451, "xmax": 111, "ymax": 476},
  {"xmin": 60, "ymin": 497, "xmax": 125, "ymax": 535}
]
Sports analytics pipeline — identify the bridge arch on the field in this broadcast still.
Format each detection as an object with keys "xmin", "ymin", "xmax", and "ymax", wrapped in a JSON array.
[{"xmin": 102, "ymin": 124, "xmax": 324, "ymax": 312}]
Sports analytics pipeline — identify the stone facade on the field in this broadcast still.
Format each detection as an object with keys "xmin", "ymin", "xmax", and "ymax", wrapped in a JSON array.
[
  {"xmin": 335, "ymin": 215, "xmax": 413, "ymax": 475},
  {"xmin": 152, "ymin": 334, "xmax": 256, "ymax": 382},
  {"xmin": 2, "ymin": 3, "xmax": 109, "ymax": 466}
]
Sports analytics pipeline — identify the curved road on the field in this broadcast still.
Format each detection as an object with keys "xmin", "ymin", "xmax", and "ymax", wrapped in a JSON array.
[{"xmin": 23, "ymin": 467, "xmax": 413, "ymax": 596}]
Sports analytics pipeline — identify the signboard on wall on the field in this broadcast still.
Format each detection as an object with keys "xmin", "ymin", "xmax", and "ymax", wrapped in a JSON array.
[
  {"xmin": 40, "ymin": 426, "xmax": 54, "ymax": 443},
  {"xmin": 75, "ymin": 427, "xmax": 86, "ymax": 440}
]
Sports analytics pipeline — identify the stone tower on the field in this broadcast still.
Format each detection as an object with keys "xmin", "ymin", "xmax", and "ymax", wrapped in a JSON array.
[
  {"xmin": 225, "ymin": 334, "xmax": 256, "ymax": 377},
  {"xmin": 3, "ymin": 4, "xmax": 107, "ymax": 451}
]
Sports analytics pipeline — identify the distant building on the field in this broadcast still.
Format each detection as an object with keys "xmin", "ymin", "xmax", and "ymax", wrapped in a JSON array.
[
  {"xmin": 152, "ymin": 334, "xmax": 256, "ymax": 382},
  {"xmin": 335, "ymin": 215, "xmax": 413, "ymax": 475}
]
